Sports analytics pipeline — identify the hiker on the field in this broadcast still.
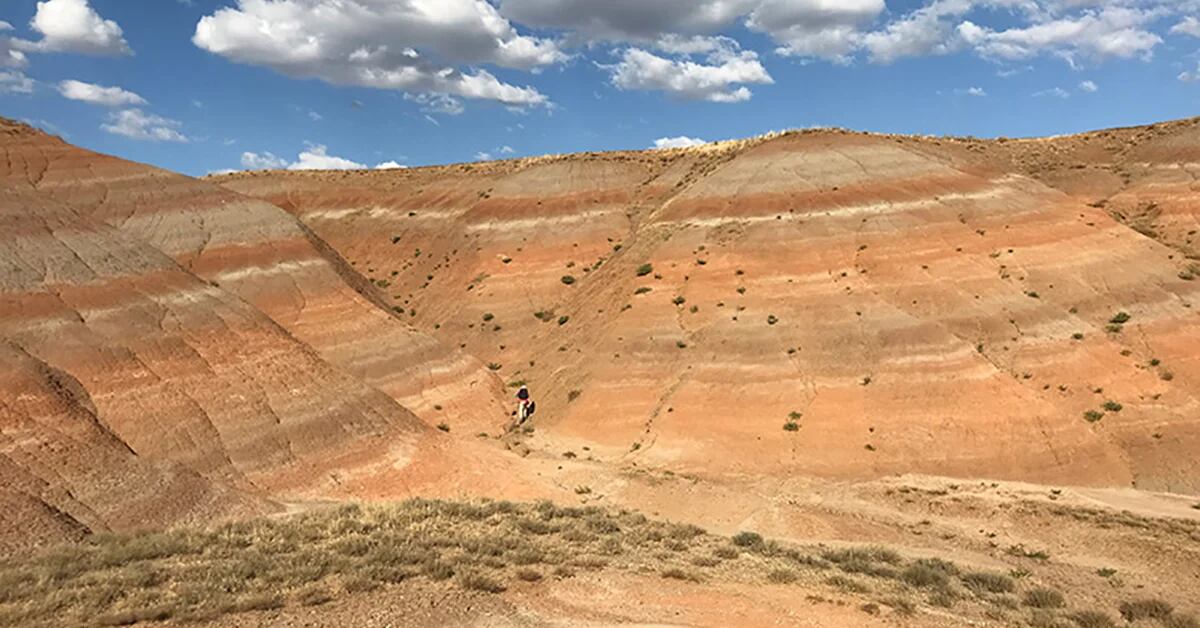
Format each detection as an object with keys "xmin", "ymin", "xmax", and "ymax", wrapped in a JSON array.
[{"xmin": 514, "ymin": 385, "xmax": 536, "ymax": 425}]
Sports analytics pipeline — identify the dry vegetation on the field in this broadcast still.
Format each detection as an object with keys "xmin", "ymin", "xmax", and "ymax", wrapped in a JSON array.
[{"xmin": 0, "ymin": 499, "xmax": 1195, "ymax": 627}]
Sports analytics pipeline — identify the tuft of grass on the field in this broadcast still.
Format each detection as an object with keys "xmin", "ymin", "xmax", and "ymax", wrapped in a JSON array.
[
  {"xmin": 661, "ymin": 567, "xmax": 700, "ymax": 582},
  {"xmin": 1023, "ymin": 588, "xmax": 1066, "ymax": 609},
  {"xmin": 826, "ymin": 574, "xmax": 871, "ymax": 594},
  {"xmin": 1096, "ymin": 567, "xmax": 1117, "ymax": 578},
  {"xmin": 1101, "ymin": 400, "xmax": 1123, "ymax": 412},
  {"xmin": 783, "ymin": 420, "xmax": 799, "ymax": 432},
  {"xmin": 1118, "ymin": 599, "xmax": 1173, "ymax": 622},
  {"xmin": 1109, "ymin": 311, "xmax": 1132, "ymax": 325},
  {"xmin": 767, "ymin": 569, "xmax": 798, "ymax": 584},
  {"xmin": 296, "ymin": 584, "xmax": 333, "ymax": 607},
  {"xmin": 487, "ymin": 362, "xmax": 502, "ymax": 371},
  {"xmin": 458, "ymin": 572, "xmax": 506, "ymax": 593},
  {"xmin": 1083, "ymin": 410, "xmax": 1105, "ymax": 423},
  {"xmin": 962, "ymin": 571, "xmax": 1015, "ymax": 594},
  {"xmin": 516, "ymin": 568, "xmax": 543, "ymax": 582},
  {"xmin": 901, "ymin": 563, "xmax": 950, "ymax": 588}
]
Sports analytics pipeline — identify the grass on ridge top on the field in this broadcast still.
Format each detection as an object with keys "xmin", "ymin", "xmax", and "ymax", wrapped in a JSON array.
[{"xmin": 0, "ymin": 499, "xmax": 1185, "ymax": 627}]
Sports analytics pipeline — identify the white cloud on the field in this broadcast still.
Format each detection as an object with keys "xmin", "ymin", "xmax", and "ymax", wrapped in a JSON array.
[
  {"xmin": 653, "ymin": 136, "xmax": 707, "ymax": 149},
  {"xmin": 1180, "ymin": 63, "xmax": 1200, "ymax": 83},
  {"xmin": 1079, "ymin": 79, "xmax": 1098, "ymax": 92},
  {"xmin": 1170, "ymin": 16, "xmax": 1200, "ymax": 38},
  {"xmin": 307, "ymin": 110, "xmax": 322, "ymax": 121},
  {"xmin": 748, "ymin": 0, "xmax": 885, "ymax": 62},
  {"xmin": 1033, "ymin": 86, "xmax": 1071, "ymax": 98},
  {"xmin": 499, "ymin": 0, "xmax": 753, "ymax": 42},
  {"xmin": 404, "ymin": 92, "xmax": 465, "ymax": 115},
  {"xmin": 608, "ymin": 45, "xmax": 772, "ymax": 103},
  {"xmin": 0, "ymin": 70, "xmax": 34, "ymax": 94},
  {"xmin": 958, "ymin": 7, "xmax": 1163, "ymax": 64},
  {"xmin": 475, "ymin": 151, "xmax": 493, "ymax": 161},
  {"xmin": 57, "ymin": 79, "xmax": 146, "ymax": 106},
  {"xmin": 0, "ymin": 22, "xmax": 29, "ymax": 68},
  {"xmin": 193, "ymin": 0, "xmax": 561, "ymax": 108},
  {"xmin": 101, "ymin": 109, "xmax": 188, "ymax": 142},
  {"xmin": 18, "ymin": 0, "xmax": 131, "ymax": 55},
  {"xmin": 374, "ymin": 160, "xmax": 406, "ymax": 169},
  {"xmin": 288, "ymin": 144, "xmax": 365, "ymax": 170},
  {"xmin": 499, "ymin": 145, "xmax": 515, "ymax": 154},
  {"xmin": 241, "ymin": 151, "xmax": 288, "ymax": 170},
  {"xmin": 965, "ymin": 86, "xmax": 986, "ymax": 96}
]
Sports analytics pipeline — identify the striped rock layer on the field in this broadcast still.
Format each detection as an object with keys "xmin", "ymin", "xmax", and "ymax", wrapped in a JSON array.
[{"xmin": 219, "ymin": 118, "xmax": 1200, "ymax": 494}]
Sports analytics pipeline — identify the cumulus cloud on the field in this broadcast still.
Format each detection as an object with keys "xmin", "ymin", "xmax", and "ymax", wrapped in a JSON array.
[
  {"xmin": 1180, "ymin": 63, "xmax": 1200, "ymax": 83},
  {"xmin": 101, "ymin": 109, "xmax": 188, "ymax": 142},
  {"xmin": 1170, "ymin": 16, "xmax": 1200, "ymax": 38},
  {"xmin": 1079, "ymin": 79, "xmax": 1098, "ymax": 92},
  {"xmin": 653, "ymin": 136, "xmax": 707, "ymax": 149},
  {"xmin": 0, "ymin": 22, "xmax": 29, "ymax": 68},
  {"xmin": 374, "ymin": 160, "xmax": 406, "ymax": 169},
  {"xmin": 748, "ymin": 0, "xmax": 885, "ymax": 62},
  {"xmin": 192, "ymin": 0, "xmax": 562, "ymax": 108},
  {"xmin": 1034, "ymin": 86, "xmax": 1071, "ymax": 98},
  {"xmin": 289, "ymin": 144, "xmax": 366, "ymax": 170},
  {"xmin": 57, "ymin": 79, "xmax": 145, "ymax": 106},
  {"xmin": 608, "ymin": 44, "xmax": 772, "ymax": 103},
  {"xmin": 958, "ymin": 7, "xmax": 1162, "ymax": 64},
  {"xmin": 17, "ymin": 0, "xmax": 131, "ymax": 55},
  {"xmin": 965, "ymin": 86, "xmax": 986, "ymax": 96},
  {"xmin": 241, "ymin": 151, "xmax": 288, "ymax": 170},
  {"xmin": 499, "ymin": 0, "xmax": 752, "ymax": 42},
  {"xmin": 0, "ymin": 70, "xmax": 34, "ymax": 94}
]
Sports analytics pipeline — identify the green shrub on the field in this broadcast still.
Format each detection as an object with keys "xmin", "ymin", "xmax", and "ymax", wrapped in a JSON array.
[
  {"xmin": 482, "ymin": 313, "xmax": 494, "ymax": 322},
  {"xmin": 783, "ymin": 421, "xmax": 799, "ymax": 432},
  {"xmin": 635, "ymin": 287, "xmax": 652, "ymax": 295},
  {"xmin": 1083, "ymin": 410, "xmax": 1104, "ymax": 423},
  {"xmin": 561, "ymin": 275, "xmax": 576, "ymax": 285},
  {"xmin": 557, "ymin": 315, "xmax": 570, "ymax": 326},
  {"xmin": 636, "ymin": 264, "xmax": 653, "ymax": 277},
  {"xmin": 1109, "ymin": 312, "xmax": 1131, "ymax": 325},
  {"xmin": 732, "ymin": 532, "xmax": 764, "ymax": 549},
  {"xmin": 901, "ymin": 563, "xmax": 949, "ymax": 588},
  {"xmin": 1101, "ymin": 401, "xmax": 1122, "ymax": 412},
  {"xmin": 436, "ymin": 423, "xmax": 450, "ymax": 432},
  {"xmin": 672, "ymin": 296, "xmax": 686, "ymax": 306}
]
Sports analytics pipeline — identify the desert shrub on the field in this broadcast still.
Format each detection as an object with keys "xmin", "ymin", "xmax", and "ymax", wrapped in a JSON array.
[
  {"xmin": 1164, "ymin": 615, "xmax": 1200, "ymax": 628},
  {"xmin": 661, "ymin": 567, "xmax": 700, "ymax": 582},
  {"xmin": 767, "ymin": 569, "xmax": 798, "ymax": 584},
  {"xmin": 691, "ymin": 556, "xmax": 720, "ymax": 567},
  {"xmin": 557, "ymin": 315, "xmax": 570, "ymax": 326},
  {"xmin": 672, "ymin": 296, "xmax": 686, "ymax": 306},
  {"xmin": 962, "ymin": 571, "xmax": 1015, "ymax": 594},
  {"xmin": 1101, "ymin": 401, "xmax": 1123, "ymax": 412},
  {"xmin": 634, "ymin": 287, "xmax": 652, "ymax": 295},
  {"xmin": 732, "ymin": 531, "xmax": 764, "ymax": 549},
  {"xmin": 826, "ymin": 575, "xmax": 870, "ymax": 594},
  {"xmin": 714, "ymin": 547, "xmax": 739, "ymax": 560},
  {"xmin": 1023, "ymin": 588, "xmax": 1065, "ymax": 609},
  {"xmin": 436, "ymin": 423, "xmax": 450, "ymax": 432},
  {"xmin": 880, "ymin": 596, "xmax": 915, "ymax": 615},
  {"xmin": 561, "ymin": 275, "xmax": 576, "ymax": 285},
  {"xmin": 458, "ymin": 572, "xmax": 506, "ymax": 593},
  {"xmin": 1109, "ymin": 312, "xmax": 1131, "ymax": 325},
  {"xmin": 783, "ymin": 421, "xmax": 799, "ymax": 431},
  {"xmin": 1118, "ymin": 599, "xmax": 1173, "ymax": 622},
  {"xmin": 901, "ymin": 563, "xmax": 949, "ymax": 588},
  {"xmin": 1084, "ymin": 410, "xmax": 1104, "ymax": 423},
  {"xmin": 636, "ymin": 264, "xmax": 653, "ymax": 277}
]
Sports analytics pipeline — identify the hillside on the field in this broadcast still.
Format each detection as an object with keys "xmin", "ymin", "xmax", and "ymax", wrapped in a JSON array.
[
  {"xmin": 218, "ymin": 118, "xmax": 1200, "ymax": 493},
  {"xmin": 1, "ymin": 117, "xmax": 1198, "ymax": 626}
]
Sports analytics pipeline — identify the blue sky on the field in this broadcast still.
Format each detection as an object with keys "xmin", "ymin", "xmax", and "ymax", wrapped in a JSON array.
[{"xmin": 1, "ymin": 0, "xmax": 1198, "ymax": 177}]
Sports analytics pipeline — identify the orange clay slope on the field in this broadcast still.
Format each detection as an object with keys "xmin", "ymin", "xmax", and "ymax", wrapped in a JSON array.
[
  {"xmin": 216, "ymin": 117, "xmax": 1200, "ymax": 495},
  {"xmin": 0, "ymin": 119, "xmax": 520, "ymax": 553}
]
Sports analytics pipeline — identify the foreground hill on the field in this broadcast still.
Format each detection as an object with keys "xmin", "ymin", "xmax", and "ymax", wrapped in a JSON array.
[{"xmin": 217, "ymin": 118, "xmax": 1200, "ymax": 494}]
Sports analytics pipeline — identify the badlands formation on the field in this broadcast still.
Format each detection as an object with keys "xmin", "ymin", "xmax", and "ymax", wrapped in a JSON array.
[{"xmin": 1, "ymin": 116, "xmax": 1199, "ymax": 625}]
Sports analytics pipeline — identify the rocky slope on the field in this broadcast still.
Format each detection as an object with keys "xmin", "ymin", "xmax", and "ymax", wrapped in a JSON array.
[{"xmin": 218, "ymin": 118, "xmax": 1200, "ymax": 494}]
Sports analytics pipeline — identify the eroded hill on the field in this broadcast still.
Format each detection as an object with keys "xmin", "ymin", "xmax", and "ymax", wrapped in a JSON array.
[{"xmin": 217, "ymin": 118, "xmax": 1200, "ymax": 494}]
